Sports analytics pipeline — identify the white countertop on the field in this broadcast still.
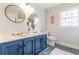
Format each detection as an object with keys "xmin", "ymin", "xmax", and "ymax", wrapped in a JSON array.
[{"xmin": 0, "ymin": 32, "xmax": 47, "ymax": 44}]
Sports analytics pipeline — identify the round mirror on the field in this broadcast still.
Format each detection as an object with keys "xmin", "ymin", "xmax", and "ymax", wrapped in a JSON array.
[{"xmin": 5, "ymin": 5, "xmax": 25, "ymax": 23}]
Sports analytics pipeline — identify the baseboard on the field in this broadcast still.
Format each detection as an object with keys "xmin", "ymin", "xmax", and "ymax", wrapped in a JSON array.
[{"xmin": 56, "ymin": 42, "xmax": 79, "ymax": 50}]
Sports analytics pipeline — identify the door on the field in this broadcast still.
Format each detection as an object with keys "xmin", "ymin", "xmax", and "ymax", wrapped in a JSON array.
[
  {"xmin": 2, "ymin": 40, "xmax": 23, "ymax": 55},
  {"xmin": 34, "ymin": 35, "xmax": 42, "ymax": 54},
  {"xmin": 42, "ymin": 34, "xmax": 47, "ymax": 49},
  {"xmin": 24, "ymin": 37, "xmax": 34, "ymax": 55}
]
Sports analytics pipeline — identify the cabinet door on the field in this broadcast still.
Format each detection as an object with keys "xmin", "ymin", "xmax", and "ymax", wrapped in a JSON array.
[
  {"xmin": 24, "ymin": 37, "xmax": 34, "ymax": 55},
  {"xmin": 34, "ymin": 35, "xmax": 42, "ymax": 54},
  {"xmin": 42, "ymin": 34, "xmax": 47, "ymax": 49},
  {"xmin": 2, "ymin": 40, "xmax": 23, "ymax": 55},
  {"xmin": 0, "ymin": 46, "xmax": 2, "ymax": 55}
]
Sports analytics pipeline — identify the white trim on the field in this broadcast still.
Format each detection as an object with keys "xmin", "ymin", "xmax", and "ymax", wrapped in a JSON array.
[{"xmin": 56, "ymin": 42, "xmax": 79, "ymax": 50}]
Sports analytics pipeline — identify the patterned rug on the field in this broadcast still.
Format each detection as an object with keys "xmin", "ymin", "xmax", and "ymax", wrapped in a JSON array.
[{"xmin": 38, "ymin": 46, "xmax": 55, "ymax": 55}]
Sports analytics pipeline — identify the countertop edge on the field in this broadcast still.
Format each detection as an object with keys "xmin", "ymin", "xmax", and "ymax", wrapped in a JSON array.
[{"xmin": 0, "ymin": 33, "xmax": 47, "ymax": 44}]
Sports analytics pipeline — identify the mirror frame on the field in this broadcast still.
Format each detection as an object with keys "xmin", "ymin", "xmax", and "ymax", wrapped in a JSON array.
[{"xmin": 5, "ymin": 5, "xmax": 25, "ymax": 23}]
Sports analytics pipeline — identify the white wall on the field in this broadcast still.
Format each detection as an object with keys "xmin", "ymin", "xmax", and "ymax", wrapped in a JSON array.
[
  {"xmin": 0, "ymin": 3, "xmax": 27, "ymax": 34},
  {"xmin": 32, "ymin": 3, "xmax": 47, "ymax": 32},
  {"xmin": 47, "ymin": 3, "xmax": 79, "ymax": 49},
  {"xmin": 0, "ymin": 3, "xmax": 46, "ymax": 34}
]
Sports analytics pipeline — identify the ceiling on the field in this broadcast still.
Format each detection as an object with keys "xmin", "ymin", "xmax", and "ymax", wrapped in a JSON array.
[{"xmin": 38, "ymin": 3, "xmax": 62, "ymax": 10}]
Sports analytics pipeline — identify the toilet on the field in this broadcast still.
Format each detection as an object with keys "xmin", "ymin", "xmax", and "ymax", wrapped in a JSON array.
[{"xmin": 47, "ymin": 36, "xmax": 56, "ymax": 46}]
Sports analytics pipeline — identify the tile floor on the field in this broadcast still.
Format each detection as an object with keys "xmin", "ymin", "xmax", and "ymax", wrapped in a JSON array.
[
  {"xmin": 55, "ymin": 43, "xmax": 79, "ymax": 55},
  {"xmin": 39, "ymin": 46, "xmax": 74, "ymax": 55},
  {"xmin": 38, "ymin": 46, "xmax": 55, "ymax": 55},
  {"xmin": 50, "ymin": 48, "xmax": 74, "ymax": 55}
]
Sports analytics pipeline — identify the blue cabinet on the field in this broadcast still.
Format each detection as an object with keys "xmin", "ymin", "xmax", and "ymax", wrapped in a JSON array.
[
  {"xmin": 0, "ymin": 34, "xmax": 47, "ymax": 55},
  {"xmin": 42, "ymin": 34, "xmax": 47, "ymax": 49},
  {"xmin": 0, "ymin": 46, "xmax": 2, "ymax": 55},
  {"xmin": 34, "ymin": 35, "xmax": 42, "ymax": 54},
  {"xmin": 34, "ymin": 34, "xmax": 47, "ymax": 54},
  {"xmin": 2, "ymin": 40, "xmax": 23, "ymax": 55},
  {"xmin": 24, "ymin": 37, "xmax": 34, "ymax": 55},
  {"xmin": 23, "ymin": 34, "xmax": 47, "ymax": 55}
]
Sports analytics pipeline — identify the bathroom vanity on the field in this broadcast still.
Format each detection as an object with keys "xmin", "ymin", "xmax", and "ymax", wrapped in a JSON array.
[
  {"xmin": 0, "ymin": 4, "xmax": 47, "ymax": 55},
  {"xmin": 0, "ymin": 33, "xmax": 47, "ymax": 55}
]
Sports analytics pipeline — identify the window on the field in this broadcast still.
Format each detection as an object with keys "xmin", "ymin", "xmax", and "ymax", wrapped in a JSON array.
[
  {"xmin": 60, "ymin": 8, "xmax": 78, "ymax": 27},
  {"xmin": 34, "ymin": 17, "xmax": 39, "ymax": 31},
  {"xmin": 34, "ymin": 17, "xmax": 39, "ymax": 25}
]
